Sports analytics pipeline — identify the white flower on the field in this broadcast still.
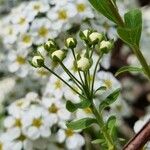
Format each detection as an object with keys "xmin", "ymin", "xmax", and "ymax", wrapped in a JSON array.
[
  {"xmin": 134, "ymin": 114, "xmax": 150, "ymax": 133},
  {"xmin": 75, "ymin": 0, "xmax": 94, "ymax": 19},
  {"xmin": 2, "ymin": 24, "xmax": 18, "ymax": 45},
  {"xmin": 4, "ymin": 129, "xmax": 33, "ymax": 150},
  {"xmin": 42, "ymin": 97, "xmax": 71, "ymax": 123},
  {"xmin": 76, "ymin": 107, "xmax": 93, "ymax": 119},
  {"xmin": 18, "ymin": 33, "xmax": 33, "ymax": 49},
  {"xmin": 22, "ymin": 105, "xmax": 51, "ymax": 140},
  {"xmin": 7, "ymin": 50, "xmax": 29, "ymax": 77},
  {"xmin": 0, "ymin": 77, "xmax": 16, "ymax": 103},
  {"xmin": 0, "ymin": 133, "xmax": 13, "ymax": 150},
  {"xmin": 96, "ymin": 71, "xmax": 121, "ymax": 99},
  {"xmin": 44, "ymin": 74, "xmax": 66, "ymax": 99},
  {"xmin": 47, "ymin": 4, "xmax": 77, "ymax": 31},
  {"xmin": 56, "ymin": 125, "xmax": 85, "ymax": 150},
  {"xmin": 27, "ymin": 1, "xmax": 49, "ymax": 15},
  {"xmin": 30, "ymin": 18, "xmax": 54, "ymax": 45}
]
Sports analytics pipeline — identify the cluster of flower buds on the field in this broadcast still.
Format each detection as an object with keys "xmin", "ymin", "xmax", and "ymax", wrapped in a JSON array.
[{"xmin": 31, "ymin": 29, "xmax": 113, "ymax": 70}]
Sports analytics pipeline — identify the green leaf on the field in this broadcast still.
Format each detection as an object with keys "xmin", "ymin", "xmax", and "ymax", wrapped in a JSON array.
[
  {"xmin": 99, "ymin": 89, "xmax": 120, "ymax": 112},
  {"xmin": 88, "ymin": 0, "xmax": 122, "ymax": 25},
  {"xmin": 94, "ymin": 86, "xmax": 107, "ymax": 95},
  {"xmin": 115, "ymin": 66, "xmax": 142, "ymax": 76},
  {"xmin": 91, "ymin": 139, "xmax": 105, "ymax": 144},
  {"xmin": 66, "ymin": 99, "xmax": 91, "ymax": 112},
  {"xmin": 66, "ymin": 118, "xmax": 97, "ymax": 130},
  {"xmin": 124, "ymin": 9, "xmax": 142, "ymax": 29},
  {"xmin": 107, "ymin": 116, "xmax": 117, "ymax": 140},
  {"xmin": 117, "ymin": 9, "xmax": 142, "ymax": 46}
]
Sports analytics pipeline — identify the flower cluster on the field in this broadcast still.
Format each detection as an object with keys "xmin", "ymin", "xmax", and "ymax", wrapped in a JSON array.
[
  {"xmin": 0, "ymin": 92, "xmax": 85, "ymax": 150},
  {"xmin": 0, "ymin": 0, "xmax": 136, "ymax": 77}
]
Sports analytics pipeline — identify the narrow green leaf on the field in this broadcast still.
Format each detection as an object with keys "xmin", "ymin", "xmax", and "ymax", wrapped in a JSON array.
[
  {"xmin": 66, "ymin": 99, "xmax": 91, "ymax": 112},
  {"xmin": 66, "ymin": 118, "xmax": 97, "ymax": 130},
  {"xmin": 94, "ymin": 86, "xmax": 107, "ymax": 95},
  {"xmin": 91, "ymin": 139, "xmax": 105, "ymax": 144},
  {"xmin": 115, "ymin": 66, "xmax": 142, "ymax": 76},
  {"xmin": 99, "ymin": 89, "xmax": 120, "ymax": 112}
]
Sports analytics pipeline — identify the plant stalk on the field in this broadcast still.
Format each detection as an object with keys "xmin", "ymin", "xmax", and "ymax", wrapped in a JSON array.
[{"xmin": 90, "ymin": 102, "xmax": 116, "ymax": 150}]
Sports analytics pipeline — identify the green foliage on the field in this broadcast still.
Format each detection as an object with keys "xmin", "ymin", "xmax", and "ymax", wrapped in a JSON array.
[
  {"xmin": 117, "ymin": 9, "xmax": 142, "ymax": 47},
  {"xmin": 66, "ymin": 99, "xmax": 91, "ymax": 112},
  {"xmin": 66, "ymin": 118, "xmax": 97, "ymax": 130},
  {"xmin": 107, "ymin": 116, "xmax": 117, "ymax": 141},
  {"xmin": 99, "ymin": 89, "xmax": 120, "ymax": 112},
  {"xmin": 115, "ymin": 66, "xmax": 142, "ymax": 76},
  {"xmin": 88, "ymin": 0, "xmax": 123, "ymax": 25}
]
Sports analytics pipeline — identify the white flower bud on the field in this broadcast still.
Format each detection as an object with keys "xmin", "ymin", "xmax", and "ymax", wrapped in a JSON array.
[
  {"xmin": 89, "ymin": 32, "xmax": 103, "ymax": 44},
  {"xmin": 99, "ymin": 40, "xmax": 113, "ymax": 53},
  {"xmin": 77, "ymin": 57, "xmax": 91, "ymax": 71},
  {"xmin": 66, "ymin": 37, "xmax": 77, "ymax": 48},
  {"xmin": 32, "ymin": 56, "xmax": 44, "ymax": 68},
  {"xmin": 51, "ymin": 50, "xmax": 65, "ymax": 61}
]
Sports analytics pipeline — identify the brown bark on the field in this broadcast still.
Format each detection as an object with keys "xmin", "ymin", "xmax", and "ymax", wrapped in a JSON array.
[{"xmin": 123, "ymin": 120, "xmax": 150, "ymax": 150}]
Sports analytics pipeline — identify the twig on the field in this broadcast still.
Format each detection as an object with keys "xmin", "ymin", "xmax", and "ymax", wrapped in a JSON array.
[{"xmin": 123, "ymin": 120, "xmax": 150, "ymax": 150}]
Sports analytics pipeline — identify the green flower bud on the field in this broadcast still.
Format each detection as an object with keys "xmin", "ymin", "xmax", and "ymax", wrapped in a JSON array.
[
  {"xmin": 65, "ymin": 37, "xmax": 77, "ymax": 49},
  {"xmin": 79, "ymin": 29, "xmax": 90, "ymax": 41},
  {"xmin": 51, "ymin": 50, "xmax": 66, "ymax": 61},
  {"xmin": 44, "ymin": 39, "xmax": 57, "ymax": 53},
  {"xmin": 99, "ymin": 40, "xmax": 113, "ymax": 53},
  {"xmin": 89, "ymin": 32, "xmax": 103, "ymax": 44},
  {"xmin": 77, "ymin": 57, "xmax": 91, "ymax": 71},
  {"xmin": 32, "ymin": 56, "xmax": 44, "ymax": 68}
]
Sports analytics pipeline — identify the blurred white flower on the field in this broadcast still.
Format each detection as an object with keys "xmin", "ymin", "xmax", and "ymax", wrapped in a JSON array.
[
  {"xmin": 134, "ymin": 114, "xmax": 150, "ymax": 133},
  {"xmin": 30, "ymin": 18, "xmax": 53, "ymax": 45},
  {"xmin": 76, "ymin": 107, "xmax": 93, "ymax": 119},
  {"xmin": 56, "ymin": 124, "xmax": 85, "ymax": 150},
  {"xmin": 18, "ymin": 33, "xmax": 33, "ymax": 49},
  {"xmin": 27, "ymin": 1, "xmax": 49, "ymax": 16},
  {"xmin": 44, "ymin": 74, "xmax": 66, "ymax": 99},
  {"xmin": 7, "ymin": 50, "xmax": 29, "ymax": 77},
  {"xmin": 75, "ymin": 0, "xmax": 94, "ymax": 19},
  {"xmin": 97, "ymin": 71, "xmax": 121, "ymax": 91},
  {"xmin": 47, "ymin": 4, "xmax": 77, "ymax": 31}
]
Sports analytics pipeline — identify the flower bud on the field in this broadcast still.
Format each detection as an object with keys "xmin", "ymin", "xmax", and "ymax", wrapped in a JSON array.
[
  {"xmin": 51, "ymin": 50, "xmax": 65, "ymax": 61},
  {"xmin": 79, "ymin": 29, "xmax": 90, "ymax": 41},
  {"xmin": 89, "ymin": 32, "xmax": 103, "ymax": 44},
  {"xmin": 44, "ymin": 39, "xmax": 57, "ymax": 52},
  {"xmin": 65, "ymin": 37, "xmax": 77, "ymax": 49},
  {"xmin": 99, "ymin": 40, "xmax": 113, "ymax": 53},
  {"xmin": 77, "ymin": 57, "xmax": 91, "ymax": 71},
  {"xmin": 32, "ymin": 56, "xmax": 44, "ymax": 68}
]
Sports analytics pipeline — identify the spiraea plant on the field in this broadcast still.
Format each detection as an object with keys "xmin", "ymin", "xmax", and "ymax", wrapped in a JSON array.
[{"xmin": 31, "ymin": 29, "xmax": 120, "ymax": 150}]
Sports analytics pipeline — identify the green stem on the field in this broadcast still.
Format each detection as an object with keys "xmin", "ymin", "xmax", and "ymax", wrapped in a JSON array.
[
  {"xmin": 132, "ymin": 46, "xmax": 150, "ymax": 80},
  {"xmin": 90, "ymin": 102, "xmax": 115, "ymax": 150},
  {"xmin": 91, "ymin": 53, "xmax": 103, "ymax": 97},
  {"xmin": 43, "ymin": 65, "xmax": 86, "ymax": 99},
  {"xmin": 58, "ymin": 60, "xmax": 83, "ymax": 90},
  {"xmin": 71, "ymin": 48, "xmax": 85, "ymax": 86}
]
